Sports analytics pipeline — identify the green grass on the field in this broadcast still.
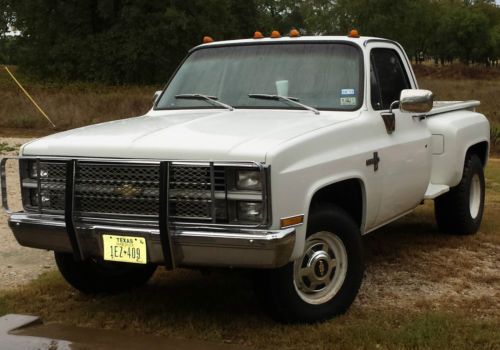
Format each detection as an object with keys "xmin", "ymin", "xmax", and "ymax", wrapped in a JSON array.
[{"xmin": 0, "ymin": 142, "xmax": 16, "ymax": 154}]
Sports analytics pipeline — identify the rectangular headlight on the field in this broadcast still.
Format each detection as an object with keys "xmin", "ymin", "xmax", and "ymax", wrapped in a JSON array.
[
  {"xmin": 235, "ymin": 170, "xmax": 262, "ymax": 191},
  {"xmin": 237, "ymin": 201, "xmax": 263, "ymax": 222}
]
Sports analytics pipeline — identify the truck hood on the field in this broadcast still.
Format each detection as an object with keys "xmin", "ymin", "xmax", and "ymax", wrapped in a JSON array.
[{"xmin": 22, "ymin": 109, "xmax": 354, "ymax": 162}]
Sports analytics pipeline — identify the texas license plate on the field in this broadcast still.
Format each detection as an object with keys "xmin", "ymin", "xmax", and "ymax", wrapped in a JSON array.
[{"xmin": 102, "ymin": 234, "xmax": 147, "ymax": 264}]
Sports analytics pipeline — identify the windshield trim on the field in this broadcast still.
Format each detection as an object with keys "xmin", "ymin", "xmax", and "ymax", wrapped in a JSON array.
[{"xmin": 153, "ymin": 40, "xmax": 365, "ymax": 113}]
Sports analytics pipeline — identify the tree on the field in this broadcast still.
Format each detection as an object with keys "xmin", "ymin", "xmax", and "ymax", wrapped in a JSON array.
[{"xmin": 3, "ymin": 0, "xmax": 500, "ymax": 82}]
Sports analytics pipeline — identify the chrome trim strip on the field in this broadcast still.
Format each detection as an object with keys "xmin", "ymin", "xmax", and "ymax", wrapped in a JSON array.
[
  {"xmin": 363, "ymin": 38, "xmax": 418, "ymax": 89},
  {"xmin": 0, "ymin": 158, "xmax": 11, "ymax": 213},
  {"xmin": 176, "ymin": 227, "xmax": 294, "ymax": 241},
  {"xmin": 36, "ymin": 158, "xmax": 42, "ymax": 212},
  {"xmin": 10, "ymin": 156, "xmax": 263, "ymax": 167},
  {"xmin": 8, "ymin": 212, "xmax": 288, "ymax": 236},
  {"xmin": 210, "ymin": 162, "xmax": 216, "ymax": 223}
]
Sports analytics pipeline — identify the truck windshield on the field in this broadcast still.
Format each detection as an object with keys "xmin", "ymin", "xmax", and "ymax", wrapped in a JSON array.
[{"xmin": 156, "ymin": 43, "xmax": 363, "ymax": 111}]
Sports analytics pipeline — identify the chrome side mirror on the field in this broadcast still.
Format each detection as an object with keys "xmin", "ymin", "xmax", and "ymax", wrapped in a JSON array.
[
  {"xmin": 399, "ymin": 89, "xmax": 433, "ymax": 114},
  {"xmin": 153, "ymin": 90, "xmax": 162, "ymax": 105}
]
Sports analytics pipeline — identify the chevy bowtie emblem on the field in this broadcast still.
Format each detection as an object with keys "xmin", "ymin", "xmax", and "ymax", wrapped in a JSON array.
[{"xmin": 115, "ymin": 184, "xmax": 142, "ymax": 198}]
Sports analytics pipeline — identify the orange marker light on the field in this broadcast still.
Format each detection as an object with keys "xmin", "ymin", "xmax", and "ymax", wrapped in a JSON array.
[
  {"xmin": 253, "ymin": 31, "xmax": 264, "ymax": 39},
  {"xmin": 270, "ymin": 30, "xmax": 281, "ymax": 38},
  {"xmin": 290, "ymin": 29, "xmax": 300, "ymax": 37},
  {"xmin": 203, "ymin": 36, "xmax": 214, "ymax": 43},
  {"xmin": 348, "ymin": 29, "xmax": 360, "ymax": 38},
  {"xmin": 280, "ymin": 215, "xmax": 304, "ymax": 229}
]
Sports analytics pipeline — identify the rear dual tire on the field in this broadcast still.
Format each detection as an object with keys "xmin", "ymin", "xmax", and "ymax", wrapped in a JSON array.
[{"xmin": 434, "ymin": 154, "xmax": 485, "ymax": 235}]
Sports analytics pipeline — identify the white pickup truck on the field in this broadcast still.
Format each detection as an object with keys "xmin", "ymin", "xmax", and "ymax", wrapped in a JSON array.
[{"xmin": 1, "ymin": 33, "xmax": 490, "ymax": 323}]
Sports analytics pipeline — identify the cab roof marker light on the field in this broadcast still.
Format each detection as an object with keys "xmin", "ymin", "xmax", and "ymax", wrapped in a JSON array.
[
  {"xmin": 270, "ymin": 30, "xmax": 281, "ymax": 38},
  {"xmin": 289, "ymin": 29, "xmax": 300, "ymax": 38},
  {"xmin": 253, "ymin": 31, "xmax": 264, "ymax": 39},
  {"xmin": 202, "ymin": 36, "xmax": 214, "ymax": 44},
  {"xmin": 348, "ymin": 29, "xmax": 360, "ymax": 38}
]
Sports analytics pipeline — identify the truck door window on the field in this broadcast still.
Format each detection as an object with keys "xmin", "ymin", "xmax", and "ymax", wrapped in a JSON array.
[{"xmin": 370, "ymin": 48, "xmax": 410, "ymax": 110}]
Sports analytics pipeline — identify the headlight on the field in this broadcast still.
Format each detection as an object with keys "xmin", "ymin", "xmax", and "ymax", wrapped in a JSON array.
[
  {"xmin": 28, "ymin": 161, "xmax": 48, "ymax": 178},
  {"xmin": 20, "ymin": 159, "xmax": 65, "ymax": 213},
  {"xmin": 236, "ymin": 170, "xmax": 261, "ymax": 191},
  {"xmin": 237, "ymin": 201, "xmax": 263, "ymax": 222}
]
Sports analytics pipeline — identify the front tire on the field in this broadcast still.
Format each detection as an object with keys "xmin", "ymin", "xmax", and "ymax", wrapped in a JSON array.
[
  {"xmin": 55, "ymin": 252, "xmax": 157, "ymax": 294},
  {"xmin": 434, "ymin": 154, "xmax": 485, "ymax": 235},
  {"xmin": 256, "ymin": 205, "xmax": 364, "ymax": 323}
]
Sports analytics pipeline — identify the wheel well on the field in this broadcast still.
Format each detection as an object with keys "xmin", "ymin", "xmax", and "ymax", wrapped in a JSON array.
[
  {"xmin": 467, "ymin": 141, "xmax": 489, "ymax": 167},
  {"xmin": 309, "ymin": 179, "xmax": 364, "ymax": 229}
]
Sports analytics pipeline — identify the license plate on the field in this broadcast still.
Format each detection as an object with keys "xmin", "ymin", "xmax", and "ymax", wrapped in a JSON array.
[{"xmin": 102, "ymin": 234, "xmax": 147, "ymax": 264}]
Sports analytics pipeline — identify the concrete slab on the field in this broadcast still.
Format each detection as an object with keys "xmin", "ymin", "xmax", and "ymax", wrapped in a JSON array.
[
  {"xmin": 0, "ymin": 314, "xmax": 71, "ymax": 349},
  {"xmin": 0, "ymin": 314, "xmax": 253, "ymax": 350}
]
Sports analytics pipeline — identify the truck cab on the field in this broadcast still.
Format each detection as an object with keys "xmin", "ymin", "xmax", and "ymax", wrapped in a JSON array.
[{"xmin": 1, "ymin": 32, "xmax": 490, "ymax": 323}]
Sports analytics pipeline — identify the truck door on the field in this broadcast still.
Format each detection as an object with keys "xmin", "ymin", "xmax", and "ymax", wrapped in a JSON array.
[{"xmin": 368, "ymin": 44, "xmax": 432, "ymax": 226}]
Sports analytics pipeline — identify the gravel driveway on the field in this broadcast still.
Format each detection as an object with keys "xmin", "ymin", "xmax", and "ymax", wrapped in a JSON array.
[{"xmin": 0, "ymin": 138, "xmax": 54, "ymax": 291}]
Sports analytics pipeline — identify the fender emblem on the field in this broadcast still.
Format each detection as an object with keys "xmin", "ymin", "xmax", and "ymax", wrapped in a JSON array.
[{"xmin": 366, "ymin": 152, "xmax": 380, "ymax": 171}]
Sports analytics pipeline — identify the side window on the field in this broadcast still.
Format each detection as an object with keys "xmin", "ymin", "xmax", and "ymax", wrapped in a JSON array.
[{"xmin": 370, "ymin": 48, "xmax": 410, "ymax": 110}]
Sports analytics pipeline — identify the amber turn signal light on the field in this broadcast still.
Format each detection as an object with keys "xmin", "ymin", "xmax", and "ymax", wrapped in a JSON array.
[
  {"xmin": 280, "ymin": 215, "xmax": 304, "ymax": 228},
  {"xmin": 203, "ymin": 36, "xmax": 214, "ymax": 43},
  {"xmin": 348, "ymin": 29, "xmax": 360, "ymax": 38}
]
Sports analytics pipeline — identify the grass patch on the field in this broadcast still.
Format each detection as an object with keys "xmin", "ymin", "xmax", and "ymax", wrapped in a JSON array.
[
  {"xmin": 0, "ymin": 142, "xmax": 17, "ymax": 154},
  {"xmin": 0, "ymin": 65, "xmax": 160, "ymax": 132}
]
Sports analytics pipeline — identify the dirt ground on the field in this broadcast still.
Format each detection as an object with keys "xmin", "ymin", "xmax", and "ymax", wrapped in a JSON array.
[
  {"xmin": 0, "ymin": 138, "xmax": 55, "ymax": 291},
  {"xmin": 0, "ymin": 137, "xmax": 499, "ymax": 320}
]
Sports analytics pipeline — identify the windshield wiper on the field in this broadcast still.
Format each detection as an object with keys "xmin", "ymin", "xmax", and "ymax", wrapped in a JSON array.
[
  {"xmin": 248, "ymin": 94, "xmax": 320, "ymax": 115},
  {"xmin": 175, "ymin": 94, "xmax": 234, "ymax": 111}
]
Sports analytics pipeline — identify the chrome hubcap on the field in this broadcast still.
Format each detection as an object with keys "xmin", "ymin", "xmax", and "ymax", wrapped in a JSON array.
[
  {"xmin": 469, "ymin": 174, "xmax": 481, "ymax": 219},
  {"xmin": 293, "ymin": 231, "xmax": 348, "ymax": 305}
]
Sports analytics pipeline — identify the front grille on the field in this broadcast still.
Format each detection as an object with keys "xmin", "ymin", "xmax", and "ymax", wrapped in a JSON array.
[
  {"xmin": 74, "ymin": 164, "xmax": 226, "ymax": 219},
  {"xmin": 21, "ymin": 159, "xmax": 266, "ymax": 226},
  {"xmin": 75, "ymin": 163, "xmax": 160, "ymax": 217},
  {"xmin": 170, "ymin": 166, "xmax": 225, "ymax": 220}
]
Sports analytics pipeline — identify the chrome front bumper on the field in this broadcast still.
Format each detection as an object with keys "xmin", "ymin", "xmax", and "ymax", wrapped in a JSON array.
[{"xmin": 8, "ymin": 213, "xmax": 296, "ymax": 268}]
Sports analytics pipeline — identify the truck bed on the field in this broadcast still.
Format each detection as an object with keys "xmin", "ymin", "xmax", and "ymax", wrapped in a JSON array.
[{"xmin": 427, "ymin": 100, "xmax": 480, "ymax": 116}]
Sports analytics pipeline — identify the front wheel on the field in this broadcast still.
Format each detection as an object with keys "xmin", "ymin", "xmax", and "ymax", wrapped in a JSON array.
[
  {"xmin": 256, "ymin": 205, "xmax": 364, "ymax": 323},
  {"xmin": 55, "ymin": 252, "xmax": 157, "ymax": 294},
  {"xmin": 434, "ymin": 154, "xmax": 485, "ymax": 235}
]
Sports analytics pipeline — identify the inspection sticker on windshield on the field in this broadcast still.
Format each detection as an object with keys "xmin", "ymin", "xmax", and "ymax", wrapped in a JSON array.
[
  {"xmin": 341, "ymin": 89, "xmax": 355, "ymax": 96},
  {"xmin": 340, "ymin": 89, "xmax": 357, "ymax": 106},
  {"xmin": 340, "ymin": 97, "xmax": 357, "ymax": 106}
]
